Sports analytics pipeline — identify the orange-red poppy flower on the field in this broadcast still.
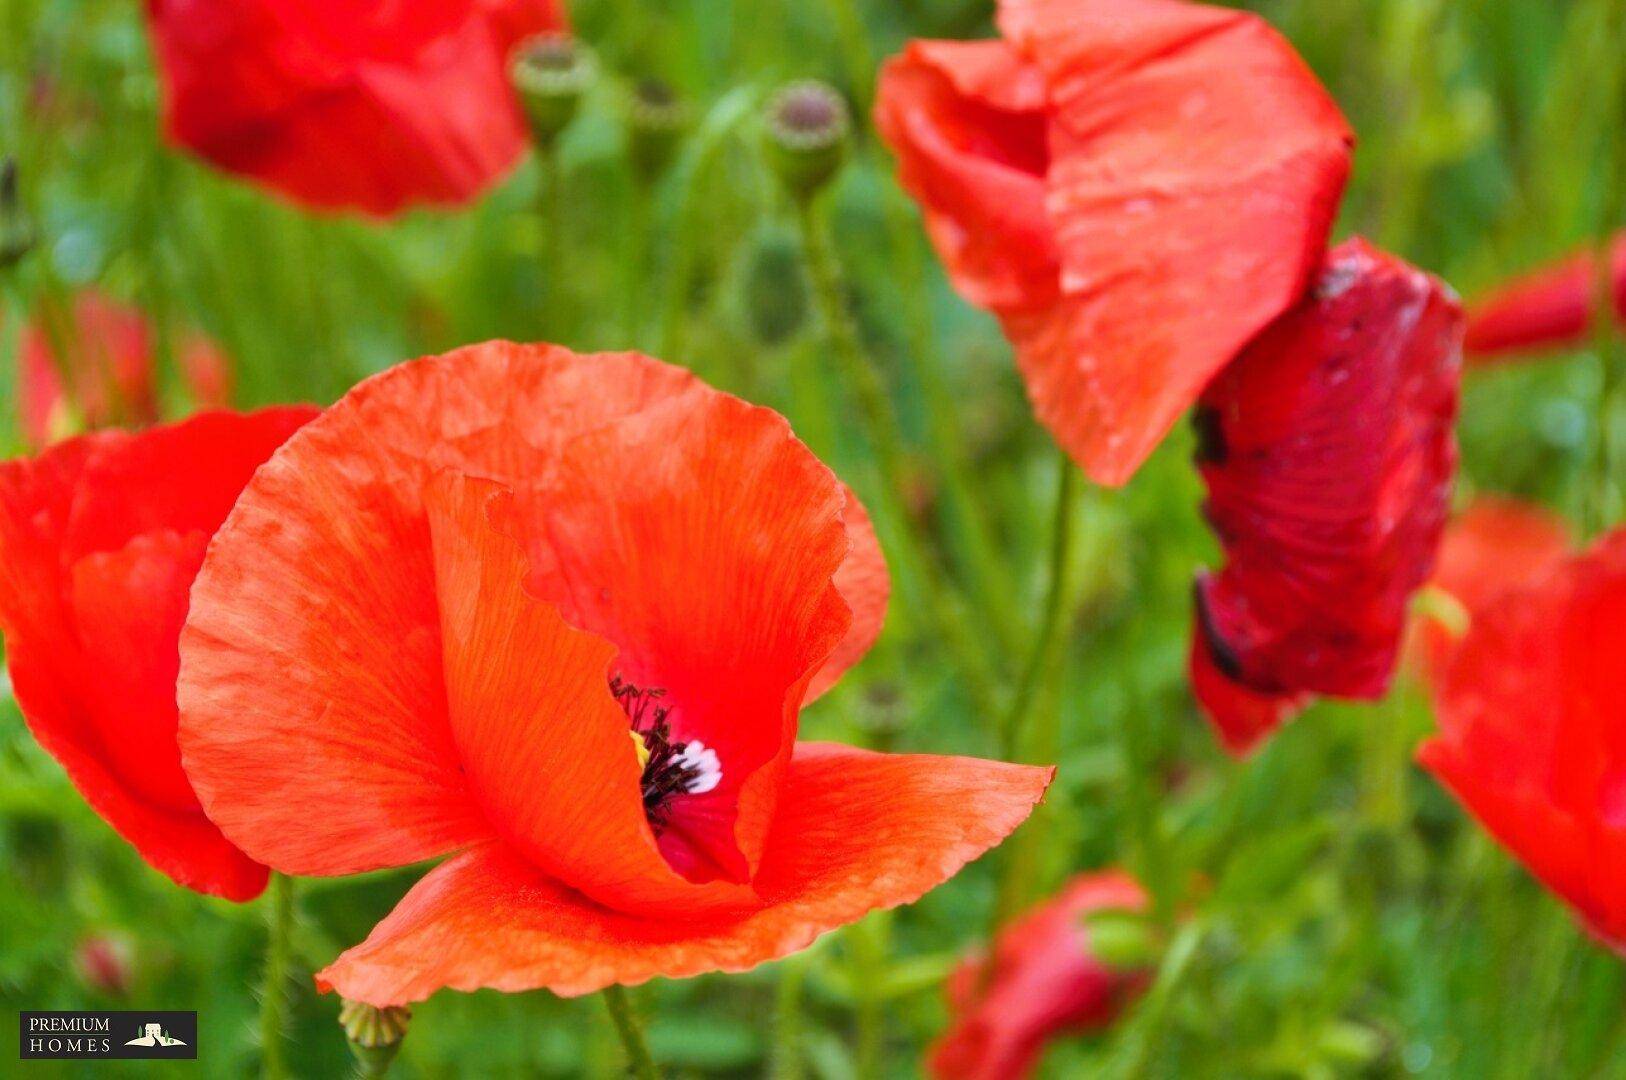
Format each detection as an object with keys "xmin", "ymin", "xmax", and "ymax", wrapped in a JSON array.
[
  {"xmin": 0, "ymin": 407, "xmax": 316, "ymax": 900},
  {"xmin": 1419, "ymin": 529, "xmax": 1626, "ymax": 949},
  {"xmin": 1190, "ymin": 238, "xmax": 1463, "ymax": 755},
  {"xmin": 874, "ymin": 0, "xmax": 1353, "ymax": 485},
  {"xmin": 176, "ymin": 342, "xmax": 1052, "ymax": 1005},
  {"xmin": 929, "ymin": 870, "xmax": 1148, "ymax": 1079},
  {"xmin": 1464, "ymin": 232, "xmax": 1626, "ymax": 360},
  {"xmin": 144, "ymin": 0, "xmax": 567, "ymax": 216},
  {"xmin": 15, "ymin": 292, "xmax": 235, "ymax": 448},
  {"xmin": 1411, "ymin": 498, "xmax": 1571, "ymax": 684}
]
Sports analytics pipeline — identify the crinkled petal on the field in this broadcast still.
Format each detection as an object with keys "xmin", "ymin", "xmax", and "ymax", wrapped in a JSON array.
[
  {"xmin": 993, "ymin": 0, "xmax": 1353, "ymax": 485},
  {"xmin": 317, "ymin": 743, "xmax": 1051, "ymax": 1005},
  {"xmin": 1191, "ymin": 238, "xmax": 1462, "ymax": 750},
  {"xmin": 806, "ymin": 488, "xmax": 888, "ymax": 703}
]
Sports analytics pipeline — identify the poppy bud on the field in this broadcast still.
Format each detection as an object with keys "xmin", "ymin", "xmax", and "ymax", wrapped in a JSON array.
[
  {"xmin": 626, "ymin": 79, "xmax": 689, "ymax": 183},
  {"xmin": 511, "ymin": 33, "xmax": 596, "ymax": 149},
  {"xmin": 0, "ymin": 157, "xmax": 37, "ymax": 269},
  {"xmin": 762, "ymin": 80, "xmax": 850, "ymax": 202},
  {"xmin": 339, "ymin": 999, "xmax": 411, "ymax": 1075},
  {"xmin": 74, "ymin": 934, "xmax": 133, "ymax": 998}
]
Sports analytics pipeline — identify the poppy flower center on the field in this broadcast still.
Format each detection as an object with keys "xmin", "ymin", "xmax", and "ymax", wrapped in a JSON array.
[{"xmin": 611, "ymin": 676, "xmax": 721, "ymax": 832}]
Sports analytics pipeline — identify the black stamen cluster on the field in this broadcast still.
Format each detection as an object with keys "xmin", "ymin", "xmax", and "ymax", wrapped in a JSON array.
[{"xmin": 611, "ymin": 676, "xmax": 701, "ymax": 832}]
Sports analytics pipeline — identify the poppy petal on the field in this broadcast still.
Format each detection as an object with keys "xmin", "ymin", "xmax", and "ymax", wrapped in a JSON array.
[
  {"xmin": 1191, "ymin": 238, "xmax": 1462, "ymax": 751},
  {"xmin": 508, "ymin": 391, "xmax": 856, "ymax": 883},
  {"xmin": 990, "ymin": 0, "xmax": 1353, "ymax": 485},
  {"xmin": 1464, "ymin": 232, "xmax": 1626, "ymax": 359},
  {"xmin": 1186, "ymin": 630, "xmax": 1309, "ymax": 757},
  {"xmin": 317, "ymin": 744, "xmax": 1051, "ymax": 1005},
  {"xmin": 0, "ymin": 409, "xmax": 312, "ymax": 900},
  {"xmin": 426, "ymin": 469, "xmax": 756, "ymax": 916},
  {"xmin": 806, "ymin": 487, "xmax": 889, "ymax": 704}
]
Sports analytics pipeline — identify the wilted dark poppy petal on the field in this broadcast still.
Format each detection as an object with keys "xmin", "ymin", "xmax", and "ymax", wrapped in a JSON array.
[
  {"xmin": 1419, "ymin": 530, "xmax": 1626, "ymax": 949},
  {"xmin": 0, "ymin": 407, "xmax": 312, "ymax": 900},
  {"xmin": 144, "ymin": 0, "xmax": 567, "ymax": 216},
  {"xmin": 1187, "ymin": 630, "xmax": 1310, "ymax": 757},
  {"xmin": 1192, "ymin": 238, "xmax": 1463, "ymax": 752},
  {"xmin": 1464, "ymin": 232, "xmax": 1626, "ymax": 360},
  {"xmin": 317, "ymin": 745, "xmax": 1049, "ymax": 1006},
  {"xmin": 929, "ymin": 870, "xmax": 1148, "ymax": 1079}
]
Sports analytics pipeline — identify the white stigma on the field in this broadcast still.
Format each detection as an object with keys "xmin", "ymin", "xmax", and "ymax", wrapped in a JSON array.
[{"xmin": 677, "ymin": 741, "xmax": 722, "ymax": 794}]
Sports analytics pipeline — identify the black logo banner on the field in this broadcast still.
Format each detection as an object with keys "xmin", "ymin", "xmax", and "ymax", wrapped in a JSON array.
[{"xmin": 19, "ymin": 1011, "xmax": 198, "ymax": 1061}]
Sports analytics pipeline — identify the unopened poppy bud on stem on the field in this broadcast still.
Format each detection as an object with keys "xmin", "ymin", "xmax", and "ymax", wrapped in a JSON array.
[
  {"xmin": 512, "ymin": 33, "xmax": 595, "ymax": 149},
  {"xmin": 0, "ymin": 157, "xmax": 37, "ymax": 269},
  {"xmin": 339, "ymin": 999, "xmax": 411, "ymax": 1075},
  {"xmin": 763, "ymin": 80, "xmax": 850, "ymax": 202},
  {"xmin": 627, "ymin": 78, "xmax": 690, "ymax": 182}
]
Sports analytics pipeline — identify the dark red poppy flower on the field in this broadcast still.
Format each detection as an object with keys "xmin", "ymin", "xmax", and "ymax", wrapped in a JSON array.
[
  {"xmin": 875, "ymin": 0, "xmax": 1353, "ymax": 485},
  {"xmin": 1412, "ymin": 498, "xmax": 1571, "ymax": 684},
  {"xmin": 1419, "ymin": 529, "xmax": 1626, "ymax": 948},
  {"xmin": 1190, "ymin": 238, "xmax": 1463, "ymax": 755},
  {"xmin": 176, "ymin": 342, "xmax": 1051, "ymax": 1004},
  {"xmin": 1464, "ymin": 232, "xmax": 1626, "ymax": 360},
  {"xmin": 144, "ymin": 0, "xmax": 567, "ymax": 216},
  {"xmin": 929, "ymin": 870, "xmax": 1148, "ymax": 1079},
  {"xmin": 0, "ymin": 407, "xmax": 316, "ymax": 900}
]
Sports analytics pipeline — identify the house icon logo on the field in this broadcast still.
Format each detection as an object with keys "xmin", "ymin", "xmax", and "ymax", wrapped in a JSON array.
[{"xmin": 125, "ymin": 1021, "xmax": 187, "ymax": 1047}]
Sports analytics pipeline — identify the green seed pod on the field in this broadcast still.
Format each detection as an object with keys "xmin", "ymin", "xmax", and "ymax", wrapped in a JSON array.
[
  {"xmin": 511, "ymin": 34, "xmax": 596, "ymax": 149},
  {"xmin": 339, "ymin": 999, "xmax": 411, "ymax": 1076},
  {"xmin": 626, "ymin": 78, "xmax": 690, "ymax": 183},
  {"xmin": 762, "ymin": 80, "xmax": 851, "ymax": 203}
]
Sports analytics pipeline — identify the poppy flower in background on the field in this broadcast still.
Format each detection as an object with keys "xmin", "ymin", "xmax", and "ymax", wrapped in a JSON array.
[
  {"xmin": 1464, "ymin": 232, "xmax": 1626, "ymax": 360},
  {"xmin": 176, "ymin": 342, "xmax": 1051, "ymax": 1005},
  {"xmin": 928, "ymin": 870, "xmax": 1149, "ymax": 1080},
  {"xmin": 875, "ymin": 0, "xmax": 1353, "ymax": 485},
  {"xmin": 143, "ymin": 0, "xmax": 568, "ymax": 216},
  {"xmin": 1411, "ymin": 497, "xmax": 1571, "ymax": 684},
  {"xmin": 0, "ymin": 406, "xmax": 316, "ymax": 900},
  {"xmin": 16, "ymin": 292, "xmax": 238, "ymax": 448},
  {"xmin": 1419, "ymin": 529, "xmax": 1626, "ymax": 949},
  {"xmin": 1191, "ymin": 238, "xmax": 1463, "ymax": 755}
]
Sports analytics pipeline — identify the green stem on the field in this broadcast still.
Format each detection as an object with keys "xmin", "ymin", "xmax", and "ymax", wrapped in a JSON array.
[
  {"xmin": 997, "ymin": 454, "xmax": 1079, "ymax": 762},
  {"xmin": 823, "ymin": 0, "xmax": 876, "ymax": 120},
  {"xmin": 771, "ymin": 956, "xmax": 808, "ymax": 1080},
  {"xmin": 538, "ymin": 143, "xmax": 564, "ymax": 343},
  {"xmin": 600, "ymin": 985, "xmax": 660, "ymax": 1080},
  {"xmin": 1122, "ymin": 671, "xmax": 1174, "ymax": 929},
  {"xmin": 849, "ymin": 916, "xmax": 888, "ymax": 1080},
  {"xmin": 259, "ymin": 873, "xmax": 293, "ymax": 1080},
  {"xmin": 792, "ymin": 193, "xmax": 1003, "ymax": 719},
  {"xmin": 625, "ymin": 176, "xmax": 651, "ymax": 351}
]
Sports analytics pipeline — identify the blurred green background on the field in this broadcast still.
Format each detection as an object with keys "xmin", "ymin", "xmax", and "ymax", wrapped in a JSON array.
[{"xmin": 2, "ymin": 0, "xmax": 1624, "ymax": 1076}]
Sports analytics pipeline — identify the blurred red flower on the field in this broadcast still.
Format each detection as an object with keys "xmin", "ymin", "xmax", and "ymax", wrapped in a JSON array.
[
  {"xmin": 1411, "ymin": 497, "xmax": 1571, "ymax": 684},
  {"xmin": 929, "ymin": 871, "xmax": 1148, "ymax": 1079},
  {"xmin": 144, "ymin": 0, "xmax": 567, "ymax": 216},
  {"xmin": 176, "ymin": 342, "xmax": 1051, "ymax": 1005},
  {"xmin": 875, "ymin": 0, "xmax": 1353, "ymax": 485},
  {"xmin": 16, "ymin": 292, "xmax": 235, "ymax": 448},
  {"xmin": 1464, "ymin": 232, "xmax": 1626, "ymax": 360},
  {"xmin": 0, "ymin": 407, "xmax": 316, "ymax": 900},
  {"xmin": 75, "ymin": 933, "xmax": 134, "ymax": 998},
  {"xmin": 1190, "ymin": 239, "xmax": 1463, "ymax": 754},
  {"xmin": 1419, "ymin": 529, "xmax": 1626, "ymax": 948}
]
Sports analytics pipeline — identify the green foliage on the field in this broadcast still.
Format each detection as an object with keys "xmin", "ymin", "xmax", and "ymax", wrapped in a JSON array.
[{"xmin": 1, "ymin": 0, "xmax": 1623, "ymax": 1077}]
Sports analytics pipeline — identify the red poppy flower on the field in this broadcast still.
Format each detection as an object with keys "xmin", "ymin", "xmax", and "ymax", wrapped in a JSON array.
[
  {"xmin": 928, "ymin": 870, "xmax": 1148, "ymax": 1079},
  {"xmin": 1412, "ymin": 498, "xmax": 1571, "ymax": 683},
  {"xmin": 1418, "ymin": 529, "xmax": 1626, "ymax": 949},
  {"xmin": 175, "ymin": 342, "xmax": 1052, "ymax": 1004},
  {"xmin": 16, "ymin": 293, "xmax": 238, "ymax": 448},
  {"xmin": 144, "ymin": 0, "xmax": 567, "ymax": 216},
  {"xmin": 0, "ymin": 406, "xmax": 316, "ymax": 900},
  {"xmin": 1190, "ymin": 238, "xmax": 1463, "ymax": 755},
  {"xmin": 1464, "ymin": 232, "xmax": 1626, "ymax": 360},
  {"xmin": 874, "ymin": 0, "xmax": 1353, "ymax": 485}
]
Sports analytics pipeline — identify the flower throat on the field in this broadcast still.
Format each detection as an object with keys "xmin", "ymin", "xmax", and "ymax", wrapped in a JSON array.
[{"xmin": 611, "ymin": 676, "xmax": 721, "ymax": 832}]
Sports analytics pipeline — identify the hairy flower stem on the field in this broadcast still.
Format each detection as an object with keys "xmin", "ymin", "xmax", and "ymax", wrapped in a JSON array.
[
  {"xmin": 792, "ymin": 193, "xmax": 1003, "ymax": 719},
  {"xmin": 600, "ymin": 985, "xmax": 660, "ymax": 1079},
  {"xmin": 823, "ymin": 0, "xmax": 876, "ymax": 120},
  {"xmin": 849, "ymin": 915, "xmax": 889, "ymax": 1079},
  {"xmin": 771, "ymin": 955, "xmax": 808, "ymax": 1079},
  {"xmin": 538, "ymin": 144, "xmax": 565, "ymax": 342},
  {"xmin": 259, "ymin": 873, "xmax": 293, "ymax": 1080}
]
